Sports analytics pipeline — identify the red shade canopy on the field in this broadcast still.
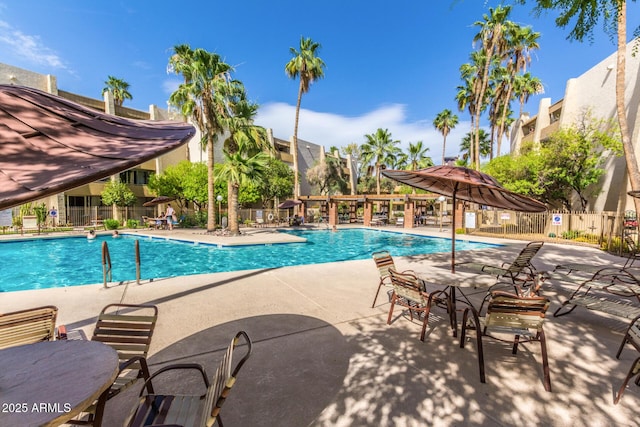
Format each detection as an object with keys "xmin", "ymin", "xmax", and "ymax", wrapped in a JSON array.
[
  {"xmin": 382, "ymin": 165, "xmax": 547, "ymax": 272},
  {"xmin": 278, "ymin": 199, "xmax": 303, "ymax": 209},
  {"xmin": 382, "ymin": 165, "xmax": 546, "ymax": 213},
  {"xmin": 0, "ymin": 85, "xmax": 195, "ymax": 210}
]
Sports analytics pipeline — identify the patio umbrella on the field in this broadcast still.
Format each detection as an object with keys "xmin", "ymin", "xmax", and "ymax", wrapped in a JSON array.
[
  {"xmin": 0, "ymin": 85, "xmax": 195, "ymax": 210},
  {"xmin": 278, "ymin": 199, "xmax": 302, "ymax": 209},
  {"xmin": 382, "ymin": 165, "xmax": 547, "ymax": 272},
  {"xmin": 143, "ymin": 196, "xmax": 176, "ymax": 207}
]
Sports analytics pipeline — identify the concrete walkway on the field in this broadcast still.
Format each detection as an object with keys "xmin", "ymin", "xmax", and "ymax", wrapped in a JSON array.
[{"xmin": 1, "ymin": 226, "xmax": 638, "ymax": 426}]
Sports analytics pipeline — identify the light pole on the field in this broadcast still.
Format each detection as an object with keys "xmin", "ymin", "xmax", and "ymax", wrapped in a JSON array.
[
  {"xmin": 438, "ymin": 196, "xmax": 446, "ymax": 232},
  {"xmin": 216, "ymin": 195, "xmax": 223, "ymax": 227}
]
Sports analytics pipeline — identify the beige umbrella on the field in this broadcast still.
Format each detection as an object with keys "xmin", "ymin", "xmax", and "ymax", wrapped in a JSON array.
[{"xmin": 382, "ymin": 165, "xmax": 547, "ymax": 272}]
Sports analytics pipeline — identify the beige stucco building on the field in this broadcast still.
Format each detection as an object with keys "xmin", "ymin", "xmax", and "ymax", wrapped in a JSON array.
[
  {"xmin": 0, "ymin": 63, "xmax": 357, "ymax": 225},
  {"xmin": 510, "ymin": 40, "xmax": 640, "ymax": 213}
]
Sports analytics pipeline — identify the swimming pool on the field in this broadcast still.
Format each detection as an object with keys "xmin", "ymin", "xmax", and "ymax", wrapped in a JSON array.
[{"xmin": 0, "ymin": 229, "xmax": 499, "ymax": 292}]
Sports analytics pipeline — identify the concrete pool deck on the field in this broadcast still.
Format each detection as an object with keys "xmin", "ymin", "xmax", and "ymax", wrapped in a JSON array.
[{"xmin": 1, "ymin": 226, "xmax": 638, "ymax": 426}]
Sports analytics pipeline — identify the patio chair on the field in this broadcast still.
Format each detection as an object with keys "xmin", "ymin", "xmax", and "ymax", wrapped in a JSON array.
[
  {"xmin": 126, "ymin": 331, "xmax": 252, "ymax": 427},
  {"xmin": 455, "ymin": 241, "xmax": 544, "ymax": 290},
  {"xmin": 371, "ymin": 251, "xmax": 396, "ymax": 308},
  {"xmin": 614, "ymin": 313, "xmax": 640, "ymax": 403},
  {"xmin": 624, "ymin": 234, "xmax": 640, "ymax": 268},
  {"xmin": 0, "ymin": 305, "xmax": 58, "ymax": 350},
  {"xmin": 387, "ymin": 268, "xmax": 452, "ymax": 341},
  {"xmin": 459, "ymin": 291, "xmax": 552, "ymax": 392},
  {"xmin": 68, "ymin": 304, "xmax": 158, "ymax": 426}
]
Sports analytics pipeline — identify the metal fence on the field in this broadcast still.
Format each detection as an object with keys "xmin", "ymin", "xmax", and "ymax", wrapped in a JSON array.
[{"xmin": 464, "ymin": 209, "xmax": 635, "ymax": 254}]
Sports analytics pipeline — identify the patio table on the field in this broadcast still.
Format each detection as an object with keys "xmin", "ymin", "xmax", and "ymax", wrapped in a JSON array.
[
  {"xmin": 0, "ymin": 340, "xmax": 119, "ymax": 427},
  {"xmin": 414, "ymin": 267, "xmax": 499, "ymax": 337}
]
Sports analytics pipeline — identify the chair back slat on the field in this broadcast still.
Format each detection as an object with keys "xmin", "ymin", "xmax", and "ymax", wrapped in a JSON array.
[
  {"xmin": 91, "ymin": 304, "xmax": 157, "ymax": 365},
  {"xmin": 209, "ymin": 331, "xmax": 252, "ymax": 421},
  {"xmin": 0, "ymin": 306, "xmax": 58, "ymax": 349},
  {"xmin": 486, "ymin": 294, "xmax": 549, "ymax": 330},
  {"xmin": 389, "ymin": 269, "xmax": 425, "ymax": 304},
  {"xmin": 506, "ymin": 241, "xmax": 544, "ymax": 274},
  {"xmin": 372, "ymin": 251, "xmax": 395, "ymax": 279}
]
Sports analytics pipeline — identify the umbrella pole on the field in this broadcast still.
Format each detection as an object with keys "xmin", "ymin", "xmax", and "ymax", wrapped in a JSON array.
[{"xmin": 451, "ymin": 192, "xmax": 457, "ymax": 273}]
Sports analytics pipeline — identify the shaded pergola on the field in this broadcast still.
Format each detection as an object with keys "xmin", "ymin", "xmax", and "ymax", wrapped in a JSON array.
[{"xmin": 0, "ymin": 85, "xmax": 195, "ymax": 211}]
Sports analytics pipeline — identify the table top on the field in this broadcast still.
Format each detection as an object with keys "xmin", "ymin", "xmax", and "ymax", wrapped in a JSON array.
[
  {"xmin": 0, "ymin": 340, "xmax": 119, "ymax": 427},
  {"xmin": 414, "ymin": 266, "xmax": 499, "ymax": 288}
]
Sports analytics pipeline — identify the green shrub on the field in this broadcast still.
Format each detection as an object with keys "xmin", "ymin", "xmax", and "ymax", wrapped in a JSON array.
[
  {"xmin": 455, "ymin": 228, "xmax": 466, "ymax": 234},
  {"xmin": 126, "ymin": 219, "xmax": 139, "ymax": 229},
  {"xmin": 104, "ymin": 219, "xmax": 120, "ymax": 230},
  {"xmin": 561, "ymin": 230, "xmax": 581, "ymax": 240}
]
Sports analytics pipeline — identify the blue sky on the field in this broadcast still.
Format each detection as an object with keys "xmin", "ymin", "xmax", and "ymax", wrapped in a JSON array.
[{"xmin": 1, "ymin": 1, "xmax": 638, "ymax": 161}]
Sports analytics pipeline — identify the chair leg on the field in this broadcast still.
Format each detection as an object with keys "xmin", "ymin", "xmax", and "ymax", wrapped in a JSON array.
[
  {"xmin": 614, "ymin": 357, "xmax": 640, "ymax": 404},
  {"xmin": 512, "ymin": 335, "xmax": 520, "ymax": 355},
  {"xmin": 372, "ymin": 280, "xmax": 384, "ymax": 308},
  {"xmin": 419, "ymin": 306, "xmax": 432, "ymax": 342},
  {"xmin": 460, "ymin": 308, "xmax": 485, "ymax": 384},
  {"xmin": 539, "ymin": 329, "xmax": 552, "ymax": 392},
  {"xmin": 387, "ymin": 293, "xmax": 397, "ymax": 325}
]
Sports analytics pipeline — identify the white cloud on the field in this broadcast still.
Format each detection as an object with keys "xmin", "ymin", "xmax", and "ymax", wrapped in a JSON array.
[
  {"xmin": 0, "ymin": 20, "xmax": 67, "ymax": 69},
  {"xmin": 255, "ymin": 102, "xmax": 473, "ymax": 162},
  {"xmin": 162, "ymin": 78, "xmax": 180, "ymax": 96}
]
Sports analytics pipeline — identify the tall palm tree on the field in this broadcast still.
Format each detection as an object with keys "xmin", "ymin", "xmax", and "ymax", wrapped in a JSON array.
[
  {"xmin": 217, "ymin": 143, "xmax": 270, "ymax": 232},
  {"xmin": 102, "ymin": 76, "xmax": 132, "ymax": 106},
  {"xmin": 285, "ymin": 37, "xmax": 326, "ymax": 199},
  {"xmin": 433, "ymin": 109, "xmax": 459, "ymax": 165},
  {"xmin": 360, "ymin": 128, "xmax": 400, "ymax": 195},
  {"xmin": 519, "ymin": 0, "xmax": 640, "ymax": 204},
  {"xmin": 461, "ymin": 129, "xmax": 492, "ymax": 164},
  {"xmin": 513, "ymin": 72, "xmax": 544, "ymax": 116},
  {"xmin": 168, "ymin": 45, "xmax": 232, "ymax": 232},
  {"xmin": 223, "ymin": 93, "xmax": 270, "ymax": 235},
  {"xmin": 407, "ymin": 141, "xmax": 433, "ymax": 171},
  {"xmin": 471, "ymin": 5, "xmax": 512, "ymax": 170}
]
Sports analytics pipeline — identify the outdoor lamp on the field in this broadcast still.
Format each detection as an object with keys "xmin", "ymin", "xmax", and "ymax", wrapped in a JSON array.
[
  {"xmin": 217, "ymin": 195, "xmax": 223, "ymax": 226},
  {"xmin": 438, "ymin": 196, "xmax": 446, "ymax": 232}
]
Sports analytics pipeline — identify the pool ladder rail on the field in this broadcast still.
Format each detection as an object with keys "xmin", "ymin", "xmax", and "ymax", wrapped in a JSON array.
[{"xmin": 101, "ymin": 240, "xmax": 142, "ymax": 288}]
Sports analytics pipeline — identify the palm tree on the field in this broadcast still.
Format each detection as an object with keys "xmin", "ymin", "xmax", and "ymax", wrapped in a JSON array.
[
  {"xmin": 407, "ymin": 141, "xmax": 433, "ymax": 170},
  {"xmin": 102, "ymin": 76, "xmax": 132, "ymax": 106},
  {"xmin": 217, "ymin": 143, "xmax": 270, "ymax": 232},
  {"xmin": 360, "ymin": 128, "xmax": 400, "ymax": 195},
  {"xmin": 461, "ymin": 129, "xmax": 492, "ymax": 164},
  {"xmin": 223, "ymin": 93, "xmax": 270, "ymax": 235},
  {"xmin": 433, "ymin": 109, "xmax": 459, "ymax": 165},
  {"xmin": 513, "ymin": 72, "xmax": 544, "ymax": 116},
  {"xmin": 470, "ymin": 5, "xmax": 512, "ymax": 169},
  {"xmin": 285, "ymin": 37, "xmax": 326, "ymax": 199},
  {"xmin": 168, "ymin": 45, "xmax": 232, "ymax": 232}
]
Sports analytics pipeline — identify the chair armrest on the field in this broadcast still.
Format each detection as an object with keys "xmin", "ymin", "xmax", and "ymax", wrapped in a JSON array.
[
  {"xmin": 120, "ymin": 356, "xmax": 154, "ymax": 394},
  {"xmin": 138, "ymin": 363, "xmax": 210, "ymax": 397}
]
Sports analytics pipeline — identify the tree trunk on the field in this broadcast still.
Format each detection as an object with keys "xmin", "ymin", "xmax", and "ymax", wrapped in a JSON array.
[
  {"xmin": 615, "ymin": 3, "xmax": 640, "ymax": 213},
  {"xmin": 292, "ymin": 81, "xmax": 304, "ymax": 199},
  {"xmin": 496, "ymin": 81, "xmax": 514, "ymax": 156},
  {"xmin": 228, "ymin": 180, "xmax": 240, "ymax": 235},
  {"xmin": 206, "ymin": 128, "xmax": 216, "ymax": 233},
  {"xmin": 375, "ymin": 163, "xmax": 381, "ymax": 195},
  {"xmin": 441, "ymin": 131, "xmax": 448, "ymax": 165}
]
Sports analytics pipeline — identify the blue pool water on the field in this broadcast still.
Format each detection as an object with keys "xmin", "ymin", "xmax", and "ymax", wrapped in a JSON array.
[{"xmin": 0, "ymin": 229, "xmax": 499, "ymax": 292}]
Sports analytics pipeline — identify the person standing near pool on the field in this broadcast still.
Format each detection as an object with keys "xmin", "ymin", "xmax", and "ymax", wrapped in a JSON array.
[{"xmin": 165, "ymin": 204, "xmax": 176, "ymax": 231}]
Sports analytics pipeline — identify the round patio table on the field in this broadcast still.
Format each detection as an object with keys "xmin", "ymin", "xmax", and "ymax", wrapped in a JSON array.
[{"xmin": 0, "ymin": 340, "xmax": 119, "ymax": 427}]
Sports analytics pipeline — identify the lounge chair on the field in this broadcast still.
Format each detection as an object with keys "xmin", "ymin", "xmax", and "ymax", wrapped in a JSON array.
[
  {"xmin": 126, "ymin": 331, "xmax": 252, "ymax": 427},
  {"xmin": 67, "ymin": 304, "xmax": 158, "ymax": 426},
  {"xmin": 460, "ymin": 291, "xmax": 552, "ymax": 392},
  {"xmin": 371, "ymin": 251, "xmax": 396, "ymax": 308},
  {"xmin": 387, "ymin": 269, "xmax": 452, "ymax": 341},
  {"xmin": 455, "ymin": 241, "xmax": 544, "ymax": 289},
  {"xmin": 615, "ymin": 314, "xmax": 640, "ymax": 403},
  {"xmin": 0, "ymin": 305, "xmax": 58, "ymax": 350}
]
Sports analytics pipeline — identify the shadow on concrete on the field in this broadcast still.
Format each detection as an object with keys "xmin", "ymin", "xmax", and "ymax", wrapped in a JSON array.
[{"xmin": 105, "ymin": 314, "xmax": 353, "ymax": 427}]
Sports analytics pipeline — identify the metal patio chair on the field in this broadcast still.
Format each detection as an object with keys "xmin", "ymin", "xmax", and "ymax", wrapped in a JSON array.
[
  {"xmin": 371, "ymin": 251, "xmax": 396, "ymax": 308},
  {"xmin": 460, "ymin": 291, "xmax": 552, "ymax": 392},
  {"xmin": 0, "ymin": 305, "xmax": 58, "ymax": 350},
  {"xmin": 126, "ymin": 331, "xmax": 252, "ymax": 427}
]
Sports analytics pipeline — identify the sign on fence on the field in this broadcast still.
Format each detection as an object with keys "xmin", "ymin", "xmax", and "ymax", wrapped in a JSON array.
[
  {"xmin": 552, "ymin": 214, "xmax": 562, "ymax": 226},
  {"xmin": 0, "ymin": 210, "xmax": 11, "ymax": 227}
]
